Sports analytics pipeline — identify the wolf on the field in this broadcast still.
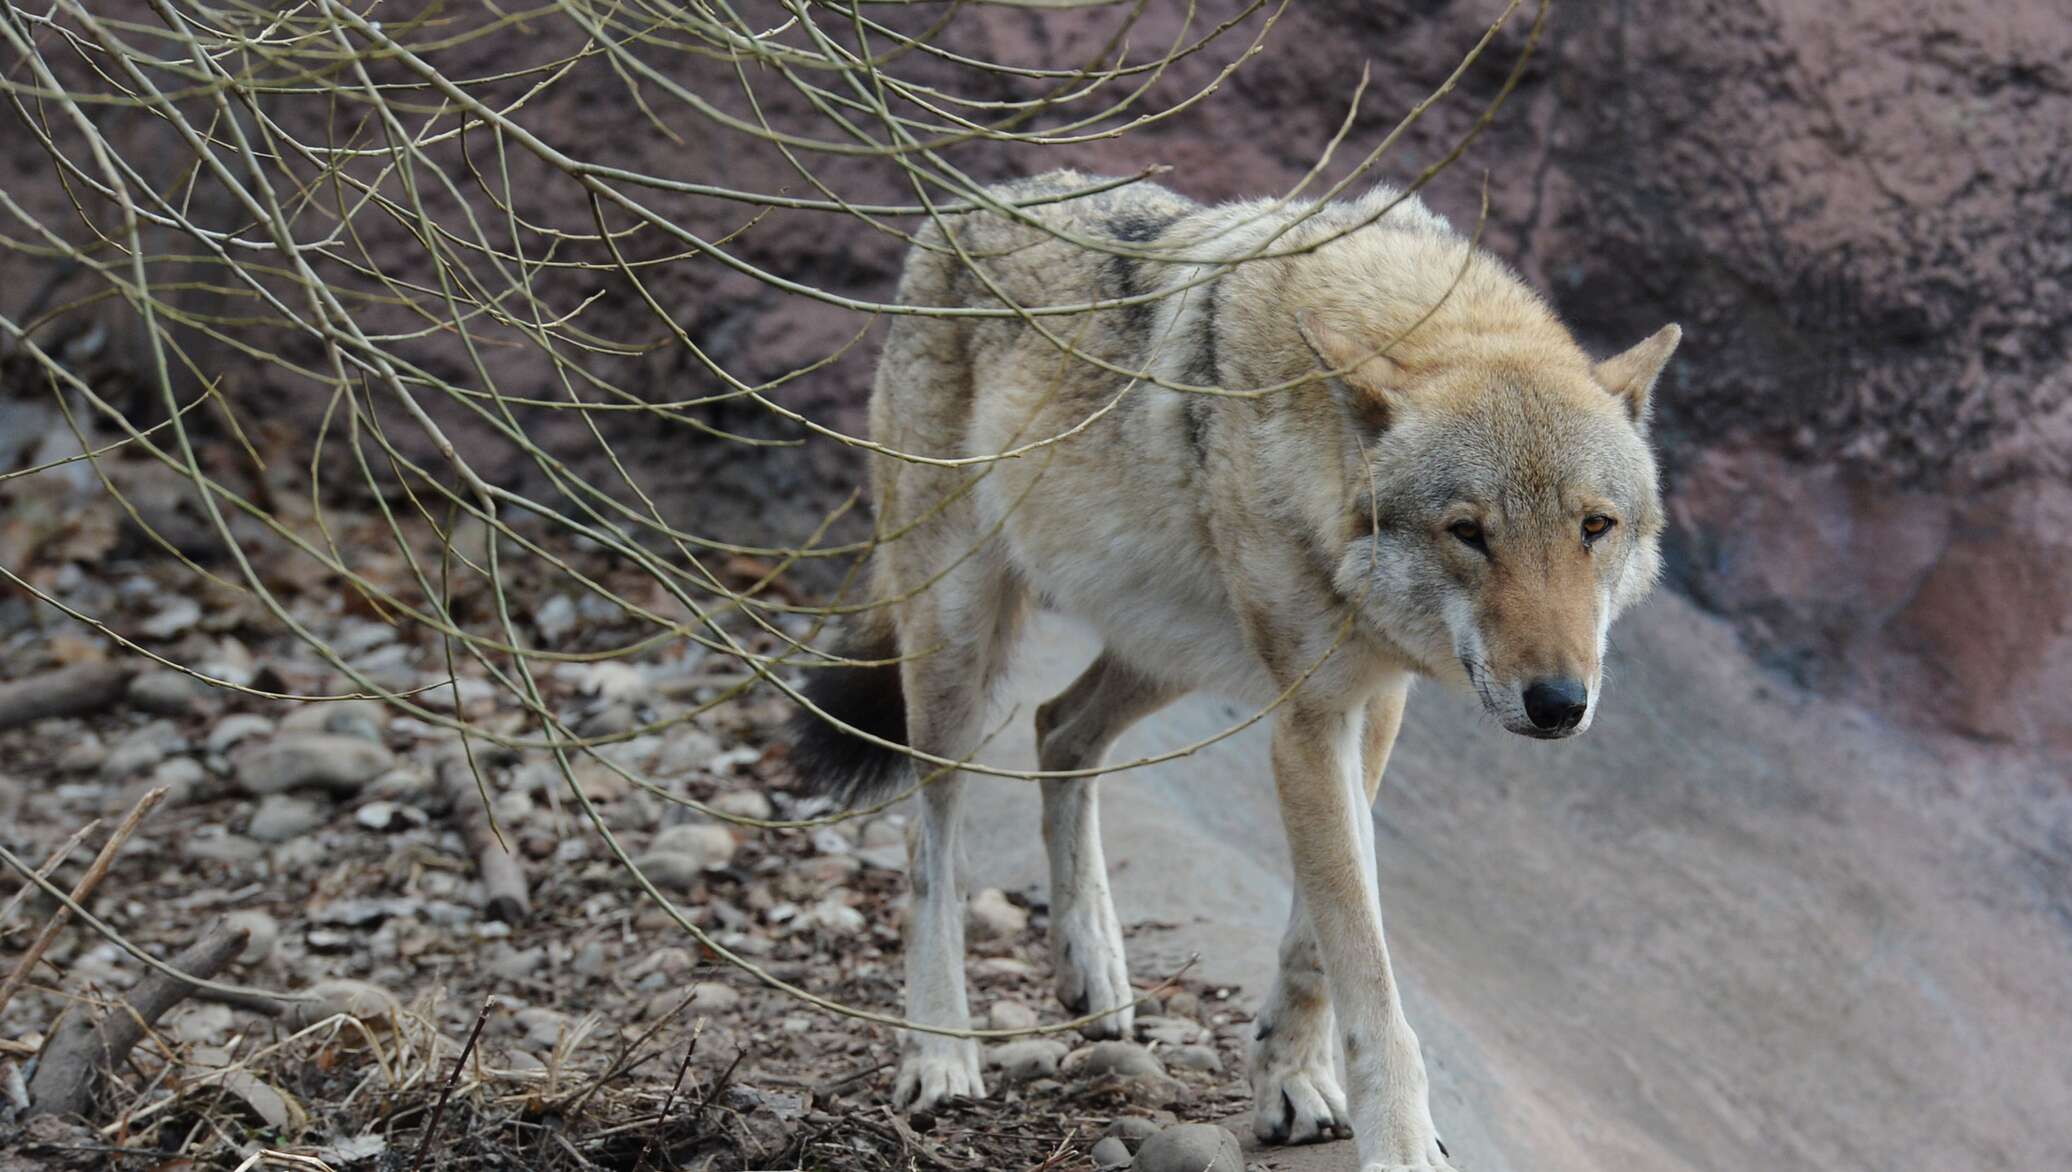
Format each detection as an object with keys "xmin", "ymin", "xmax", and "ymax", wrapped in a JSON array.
[{"xmin": 787, "ymin": 169, "xmax": 1680, "ymax": 1172}]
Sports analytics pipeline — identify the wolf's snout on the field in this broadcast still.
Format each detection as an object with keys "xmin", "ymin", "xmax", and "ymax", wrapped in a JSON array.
[{"xmin": 1521, "ymin": 678, "xmax": 1588, "ymax": 733}]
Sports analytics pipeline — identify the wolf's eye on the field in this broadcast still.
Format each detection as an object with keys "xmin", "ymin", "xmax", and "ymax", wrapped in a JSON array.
[
  {"xmin": 1581, "ymin": 514, "xmax": 1616, "ymax": 542},
  {"xmin": 1448, "ymin": 520, "xmax": 1487, "ymax": 551}
]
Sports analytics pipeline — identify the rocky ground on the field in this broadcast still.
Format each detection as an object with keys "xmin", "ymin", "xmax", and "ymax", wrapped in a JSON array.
[{"xmin": 0, "ymin": 529, "xmax": 1261, "ymax": 1171}]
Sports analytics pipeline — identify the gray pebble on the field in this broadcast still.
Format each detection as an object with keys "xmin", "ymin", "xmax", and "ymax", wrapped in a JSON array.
[
  {"xmin": 128, "ymin": 669, "xmax": 212, "ymax": 716},
  {"xmin": 148, "ymin": 756, "xmax": 208, "ymax": 804},
  {"xmin": 280, "ymin": 699, "xmax": 386, "ymax": 743},
  {"xmin": 1075, "ymin": 1040, "xmax": 1165, "ymax": 1080},
  {"xmin": 1136, "ymin": 1015, "xmax": 1210, "ymax": 1046},
  {"xmin": 286, "ymin": 979, "xmax": 399, "ymax": 1028},
  {"xmin": 987, "ymin": 1038, "xmax": 1069, "ymax": 1083},
  {"xmin": 223, "ymin": 910, "xmax": 279, "ymax": 965},
  {"xmin": 989, "ymin": 999, "xmax": 1039, "ymax": 1031},
  {"xmin": 248, "ymin": 793, "xmax": 327, "ymax": 842},
  {"xmin": 237, "ymin": 734, "xmax": 393, "ymax": 795},
  {"xmin": 650, "ymin": 821, "xmax": 737, "ymax": 870},
  {"xmin": 207, "ymin": 713, "xmax": 274, "ymax": 755},
  {"xmin": 1103, "ymin": 1116, "xmax": 1163, "ymax": 1150},
  {"xmin": 1092, "ymin": 1136, "xmax": 1132, "ymax": 1169},
  {"xmin": 1130, "ymin": 1123, "xmax": 1244, "ymax": 1172},
  {"xmin": 101, "ymin": 720, "xmax": 185, "ymax": 781},
  {"xmin": 1164, "ymin": 1045, "xmax": 1223, "ymax": 1073}
]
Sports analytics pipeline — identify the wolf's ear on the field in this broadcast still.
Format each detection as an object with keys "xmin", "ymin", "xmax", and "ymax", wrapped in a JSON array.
[
  {"xmin": 1296, "ymin": 309, "xmax": 1406, "ymax": 433},
  {"xmin": 1595, "ymin": 324, "xmax": 1682, "ymax": 429}
]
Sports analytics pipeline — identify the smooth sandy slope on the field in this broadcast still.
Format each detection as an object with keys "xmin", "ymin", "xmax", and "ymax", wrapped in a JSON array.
[{"xmin": 958, "ymin": 593, "xmax": 2071, "ymax": 1172}]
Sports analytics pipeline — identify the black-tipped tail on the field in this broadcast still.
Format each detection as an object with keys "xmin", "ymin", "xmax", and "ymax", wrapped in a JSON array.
[{"xmin": 786, "ymin": 622, "xmax": 909, "ymax": 808}]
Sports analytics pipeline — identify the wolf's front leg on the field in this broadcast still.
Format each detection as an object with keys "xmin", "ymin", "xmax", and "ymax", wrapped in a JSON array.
[
  {"xmin": 1268, "ymin": 702, "xmax": 1452, "ymax": 1171},
  {"xmin": 894, "ymin": 775, "xmax": 985, "ymax": 1111}
]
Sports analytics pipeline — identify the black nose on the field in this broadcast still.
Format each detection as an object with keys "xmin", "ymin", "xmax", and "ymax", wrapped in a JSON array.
[{"xmin": 1522, "ymin": 678, "xmax": 1588, "ymax": 732}]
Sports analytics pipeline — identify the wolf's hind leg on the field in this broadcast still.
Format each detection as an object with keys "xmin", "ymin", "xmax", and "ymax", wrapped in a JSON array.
[
  {"xmin": 890, "ymin": 559, "xmax": 1024, "ymax": 1114},
  {"xmin": 1035, "ymin": 653, "xmax": 1180, "ymax": 1039}
]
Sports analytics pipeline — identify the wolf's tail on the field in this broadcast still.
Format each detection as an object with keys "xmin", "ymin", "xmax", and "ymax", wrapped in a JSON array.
[{"xmin": 784, "ymin": 612, "xmax": 910, "ymax": 808}]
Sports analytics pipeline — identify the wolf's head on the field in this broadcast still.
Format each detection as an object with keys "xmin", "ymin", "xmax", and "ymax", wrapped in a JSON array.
[{"xmin": 1300, "ymin": 310, "xmax": 1679, "ymax": 739}]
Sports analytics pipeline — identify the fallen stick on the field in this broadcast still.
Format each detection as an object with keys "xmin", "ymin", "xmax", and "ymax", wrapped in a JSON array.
[
  {"xmin": 0, "ymin": 662, "xmax": 134, "ymax": 732},
  {"xmin": 0, "ymin": 817, "xmax": 101, "ymax": 930},
  {"xmin": 26, "ymin": 917, "xmax": 249, "ymax": 1119},
  {"xmin": 437, "ymin": 754, "xmax": 530, "ymax": 923},
  {"xmin": 0, "ymin": 787, "xmax": 164, "ymax": 1020}
]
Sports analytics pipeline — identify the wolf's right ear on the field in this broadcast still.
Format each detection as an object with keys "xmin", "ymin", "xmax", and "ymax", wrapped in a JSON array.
[
  {"xmin": 1595, "ymin": 323, "xmax": 1682, "ymax": 429},
  {"xmin": 1296, "ymin": 309, "xmax": 1405, "ymax": 433}
]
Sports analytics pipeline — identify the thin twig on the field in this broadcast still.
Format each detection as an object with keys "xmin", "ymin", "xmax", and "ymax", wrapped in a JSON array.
[
  {"xmin": 409, "ymin": 994, "xmax": 496, "ymax": 1172},
  {"xmin": 0, "ymin": 787, "xmax": 164, "ymax": 1020}
]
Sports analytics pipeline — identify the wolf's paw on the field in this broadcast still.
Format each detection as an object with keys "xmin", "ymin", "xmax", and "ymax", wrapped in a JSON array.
[
  {"xmin": 1052, "ymin": 907, "xmax": 1133, "ymax": 1039},
  {"xmin": 1250, "ymin": 1055, "xmax": 1352, "ymax": 1144},
  {"xmin": 1358, "ymin": 1134, "xmax": 1457, "ymax": 1171},
  {"xmin": 892, "ymin": 1041, "xmax": 986, "ymax": 1113}
]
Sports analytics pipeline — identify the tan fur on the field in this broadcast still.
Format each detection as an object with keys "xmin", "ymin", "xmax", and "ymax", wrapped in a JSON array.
[{"xmin": 847, "ymin": 171, "xmax": 1680, "ymax": 1169}]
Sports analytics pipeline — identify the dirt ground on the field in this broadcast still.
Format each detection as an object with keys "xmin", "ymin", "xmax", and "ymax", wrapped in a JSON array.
[{"xmin": 0, "ymin": 503, "xmax": 1259, "ymax": 1170}]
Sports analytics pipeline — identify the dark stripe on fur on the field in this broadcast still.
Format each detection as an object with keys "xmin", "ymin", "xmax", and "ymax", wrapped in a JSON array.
[
  {"xmin": 786, "ymin": 624, "xmax": 910, "ymax": 808},
  {"xmin": 1181, "ymin": 272, "xmax": 1222, "ymax": 463},
  {"xmin": 1103, "ymin": 211, "xmax": 1178, "ymax": 352}
]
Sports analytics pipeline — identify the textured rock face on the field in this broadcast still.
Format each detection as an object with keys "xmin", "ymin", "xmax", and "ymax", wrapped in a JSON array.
[{"xmin": 5, "ymin": 1, "xmax": 2064, "ymax": 747}]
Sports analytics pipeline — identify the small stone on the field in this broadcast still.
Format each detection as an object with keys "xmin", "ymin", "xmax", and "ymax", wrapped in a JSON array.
[
  {"xmin": 860, "ymin": 815, "xmax": 906, "ymax": 848},
  {"xmin": 1103, "ymin": 1117, "xmax": 1163, "ymax": 1150},
  {"xmin": 1163, "ymin": 990, "xmax": 1200, "ymax": 1020},
  {"xmin": 650, "ymin": 821, "xmax": 737, "ymax": 870},
  {"xmin": 1130, "ymin": 1124, "xmax": 1243, "ymax": 1172},
  {"xmin": 1092, "ymin": 1136, "xmax": 1133, "ymax": 1169},
  {"xmin": 1164, "ymin": 1045, "xmax": 1223, "ymax": 1073},
  {"xmin": 182, "ymin": 829, "xmax": 263, "ymax": 865},
  {"xmin": 237, "ymin": 734, "xmax": 393, "ymax": 795},
  {"xmin": 128, "ymin": 669, "xmax": 211, "ymax": 716},
  {"xmin": 223, "ymin": 910, "xmax": 278, "ymax": 965},
  {"xmin": 148, "ymin": 756, "xmax": 207, "ymax": 804},
  {"xmin": 571, "ymin": 941, "xmax": 609, "ymax": 976},
  {"xmin": 487, "ymin": 945, "xmax": 546, "ymax": 982},
  {"xmin": 796, "ymin": 896, "xmax": 867, "ymax": 936},
  {"xmin": 1136, "ymin": 1016, "xmax": 1209, "ymax": 1046},
  {"xmin": 967, "ymin": 888, "xmax": 1027, "ymax": 941},
  {"xmin": 248, "ymin": 793, "xmax": 327, "ymax": 842},
  {"xmin": 533, "ymin": 594, "xmax": 579, "ymax": 645},
  {"xmin": 355, "ymin": 800, "xmax": 415, "ymax": 831},
  {"xmin": 856, "ymin": 843, "xmax": 907, "ymax": 871},
  {"xmin": 137, "ymin": 596, "xmax": 201, "ymax": 640},
  {"xmin": 207, "ymin": 713, "xmax": 274, "ymax": 755},
  {"xmin": 707, "ymin": 790, "xmax": 772, "ymax": 822},
  {"xmin": 1072, "ymin": 1040, "xmax": 1165, "ymax": 1080},
  {"xmin": 286, "ymin": 979, "xmax": 399, "ymax": 1028},
  {"xmin": 56, "ymin": 733, "xmax": 106, "ymax": 774},
  {"xmin": 280, "ymin": 699, "xmax": 386, "ymax": 743},
  {"xmin": 271, "ymin": 836, "xmax": 326, "ymax": 872},
  {"xmin": 987, "ymin": 1038, "xmax": 1068, "ymax": 1083},
  {"xmin": 989, "ymin": 1000, "xmax": 1039, "ymax": 1031},
  {"xmin": 628, "ymin": 851, "xmax": 704, "ymax": 890},
  {"xmin": 654, "ymin": 728, "xmax": 722, "ymax": 777},
  {"xmin": 101, "ymin": 720, "xmax": 185, "ymax": 781},
  {"xmin": 512, "ymin": 1006, "xmax": 569, "ymax": 1049},
  {"xmin": 688, "ymin": 981, "xmax": 743, "ymax": 1013},
  {"xmin": 165, "ymin": 1002, "xmax": 235, "ymax": 1046}
]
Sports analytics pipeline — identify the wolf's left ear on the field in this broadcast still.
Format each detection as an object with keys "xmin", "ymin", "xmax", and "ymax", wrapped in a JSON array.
[
  {"xmin": 1595, "ymin": 324, "xmax": 1682, "ymax": 429},
  {"xmin": 1296, "ymin": 309, "xmax": 1406, "ymax": 433}
]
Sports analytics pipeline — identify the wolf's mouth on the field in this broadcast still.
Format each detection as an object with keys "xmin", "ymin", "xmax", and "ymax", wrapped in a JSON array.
[{"xmin": 1460, "ymin": 654, "xmax": 1585, "ymax": 740}]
